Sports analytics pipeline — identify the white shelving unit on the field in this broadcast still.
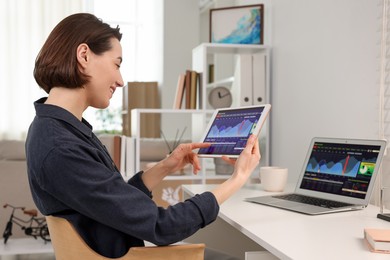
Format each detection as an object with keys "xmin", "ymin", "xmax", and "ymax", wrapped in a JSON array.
[
  {"xmin": 129, "ymin": 43, "xmax": 272, "ymax": 196},
  {"xmin": 192, "ymin": 43, "xmax": 271, "ymax": 167},
  {"xmin": 192, "ymin": 43, "xmax": 271, "ymax": 109}
]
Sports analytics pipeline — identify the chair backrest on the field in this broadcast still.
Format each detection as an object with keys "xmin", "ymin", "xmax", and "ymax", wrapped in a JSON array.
[{"xmin": 46, "ymin": 215, "xmax": 205, "ymax": 260}]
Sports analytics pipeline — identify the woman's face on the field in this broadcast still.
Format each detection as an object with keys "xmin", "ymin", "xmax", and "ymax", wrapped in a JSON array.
[{"xmin": 85, "ymin": 38, "xmax": 124, "ymax": 109}]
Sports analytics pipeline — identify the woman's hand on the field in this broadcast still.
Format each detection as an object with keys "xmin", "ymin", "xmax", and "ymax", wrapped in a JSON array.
[
  {"xmin": 161, "ymin": 142, "xmax": 211, "ymax": 174},
  {"xmin": 220, "ymin": 134, "xmax": 260, "ymax": 179},
  {"xmin": 211, "ymin": 134, "xmax": 261, "ymax": 205},
  {"xmin": 142, "ymin": 142, "xmax": 210, "ymax": 191},
  {"xmin": 231, "ymin": 134, "xmax": 261, "ymax": 181}
]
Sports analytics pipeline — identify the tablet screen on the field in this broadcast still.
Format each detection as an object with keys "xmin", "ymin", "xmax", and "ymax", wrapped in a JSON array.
[{"xmin": 198, "ymin": 105, "xmax": 270, "ymax": 157}]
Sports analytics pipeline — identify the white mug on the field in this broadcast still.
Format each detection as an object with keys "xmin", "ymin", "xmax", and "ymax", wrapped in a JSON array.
[{"xmin": 259, "ymin": 166, "xmax": 288, "ymax": 192}]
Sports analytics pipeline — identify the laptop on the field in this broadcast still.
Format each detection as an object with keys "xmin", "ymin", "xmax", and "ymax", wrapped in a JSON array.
[{"xmin": 245, "ymin": 137, "xmax": 387, "ymax": 215}]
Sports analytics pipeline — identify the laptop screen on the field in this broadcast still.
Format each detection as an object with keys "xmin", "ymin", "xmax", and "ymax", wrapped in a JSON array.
[{"xmin": 300, "ymin": 141, "xmax": 382, "ymax": 199}]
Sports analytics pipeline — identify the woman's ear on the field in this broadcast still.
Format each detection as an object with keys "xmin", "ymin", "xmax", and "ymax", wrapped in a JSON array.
[{"xmin": 76, "ymin": 43, "xmax": 89, "ymax": 69}]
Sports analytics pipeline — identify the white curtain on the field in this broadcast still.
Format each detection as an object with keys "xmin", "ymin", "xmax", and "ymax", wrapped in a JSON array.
[
  {"xmin": 84, "ymin": 0, "xmax": 163, "ymax": 132},
  {"xmin": 377, "ymin": 0, "xmax": 390, "ymax": 209},
  {"xmin": 0, "ymin": 0, "xmax": 162, "ymax": 138},
  {"xmin": 0, "ymin": 0, "xmax": 85, "ymax": 140}
]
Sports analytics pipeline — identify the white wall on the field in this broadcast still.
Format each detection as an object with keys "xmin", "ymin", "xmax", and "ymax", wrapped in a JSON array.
[
  {"xmin": 161, "ymin": 0, "xmax": 199, "ymax": 140},
  {"xmin": 270, "ymin": 0, "xmax": 380, "ymax": 183},
  {"xmin": 196, "ymin": 0, "xmax": 382, "ymax": 183},
  {"xmin": 162, "ymin": 0, "xmax": 199, "ymax": 109}
]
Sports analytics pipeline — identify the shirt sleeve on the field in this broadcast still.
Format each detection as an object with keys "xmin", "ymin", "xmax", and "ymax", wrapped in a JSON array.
[
  {"xmin": 39, "ymin": 144, "xmax": 219, "ymax": 245},
  {"xmin": 127, "ymin": 171, "xmax": 152, "ymax": 198}
]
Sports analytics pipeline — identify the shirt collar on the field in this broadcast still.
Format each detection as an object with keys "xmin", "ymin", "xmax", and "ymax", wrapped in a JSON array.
[{"xmin": 34, "ymin": 97, "xmax": 93, "ymax": 137}]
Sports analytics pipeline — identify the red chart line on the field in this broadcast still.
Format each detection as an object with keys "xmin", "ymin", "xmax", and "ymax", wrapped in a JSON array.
[
  {"xmin": 342, "ymin": 155, "xmax": 350, "ymax": 175},
  {"xmin": 237, "ymin": 120, "xmax": 245, "ymax": 134}
]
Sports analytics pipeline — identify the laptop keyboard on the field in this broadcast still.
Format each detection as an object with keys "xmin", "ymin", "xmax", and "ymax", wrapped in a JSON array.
[{"xmin": 272, "ymin": 194, "xmax": 353, "ymax": 208}]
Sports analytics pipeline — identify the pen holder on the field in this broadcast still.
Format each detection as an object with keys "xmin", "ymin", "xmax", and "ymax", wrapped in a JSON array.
[{"xmin": 377, "ymin": 186, "xmax": 390, "ymax": 222}]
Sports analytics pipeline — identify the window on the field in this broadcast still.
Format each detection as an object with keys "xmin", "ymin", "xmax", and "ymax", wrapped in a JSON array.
[
  {"xmin": 378, "ymin": 0, "xmax": 390, "ymax": 208},
  {"xmin": 84, "ymin": 0, "xmax": 163, "ymax": 133},
  {"xmin": 0, "ymin": 0, "xmax": 85, "ymax": 140},
  {"xmin": 0, "ymin": 0, "xmax": 162, "ymax": 139}
]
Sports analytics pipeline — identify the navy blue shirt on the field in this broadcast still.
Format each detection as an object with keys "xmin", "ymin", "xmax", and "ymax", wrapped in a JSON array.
[{"xmin": 25, "ymin": 98, "xmax": 219, "ymax": 258}]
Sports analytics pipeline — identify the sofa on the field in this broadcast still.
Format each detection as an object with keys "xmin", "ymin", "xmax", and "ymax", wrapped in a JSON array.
[
  {"xmin": 0, "ymin": 140, "xmax": 35, "ymax": 238},
  {"xmin": 0, "ymin": 136, "xmax": 193, "ymax": 239}
]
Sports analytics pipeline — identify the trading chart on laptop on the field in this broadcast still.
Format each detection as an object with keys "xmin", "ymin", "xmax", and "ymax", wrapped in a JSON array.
[{"xmin": 300, "ymin": 142, "xmax": 382, "ymax": 199}]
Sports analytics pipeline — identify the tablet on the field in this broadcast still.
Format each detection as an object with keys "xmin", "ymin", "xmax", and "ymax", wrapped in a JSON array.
[{"xmin": 197, "ymin": 104, "xmax": 271, "ymax": 158}]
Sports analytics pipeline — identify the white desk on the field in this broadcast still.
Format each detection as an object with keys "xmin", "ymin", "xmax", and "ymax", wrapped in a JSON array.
[{"xmin": 182, "ymin": 184, "xmax": 390, "ymax": 260}]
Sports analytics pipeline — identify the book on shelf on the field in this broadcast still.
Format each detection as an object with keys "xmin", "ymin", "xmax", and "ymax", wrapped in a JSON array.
[
  {"xmin": 122, "ymin": 82, "xmax": 160, "ymax": 138},
  {"xmin": 197, "ymin": 72, "xmax": 203, "ymax": 109},
  {"xmin": 208, "ymin": 64, "xmax": 214, "ymax": 83},
  {"xmin": 124, "ymin": 136, "xmax": 135, "ymax": 178},
  {"xmin": 174, "ymin": 69, "xmax": 201, "ymax": 109},
  {"xmin": 185, "ymin": 70, "xmax": 192, "ymax": 109},
  {"xmin": 120, "ymin": 135, "xmax": 126, "ymax": 175},
  {"xmin": 144, "ymin": 81, "xmax": 161, "ymax": 138},
  {"xmin": 127, "ymin": 82, "xmax": 146, "ymax": 136},
  {"xmin": 190, "ymin": 70, "xmax": 198, "ymax": 109},
  {"xmin": 364, "ymin": 228, "xmax": 390, "ymax": 253},
  {"xmin": 98, "ymin": 134, "xmax": 122, "ymax": 173},
  {"xmin": 122, "ymin": 84, "xmax": 130, "ymax": 136},
  {"xmin": 173, "ymin": 74, "xmax": 186, "ymax": 109}
]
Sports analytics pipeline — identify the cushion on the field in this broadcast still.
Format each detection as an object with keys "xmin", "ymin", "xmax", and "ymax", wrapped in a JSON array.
[{"xmin": 0, "ymin": 140, "xmax": 26, "ymax": 160}]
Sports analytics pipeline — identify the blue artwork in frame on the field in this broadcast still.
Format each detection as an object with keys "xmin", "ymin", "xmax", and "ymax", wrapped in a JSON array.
[{"xmin": 210, "ymin": 4, "xmax": 264, "ymax": 45}]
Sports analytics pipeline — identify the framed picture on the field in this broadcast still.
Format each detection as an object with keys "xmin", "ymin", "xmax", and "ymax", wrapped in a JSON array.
[{"xmin": 209, "ymin": 4, "xmax": 264, "ymax": 45}]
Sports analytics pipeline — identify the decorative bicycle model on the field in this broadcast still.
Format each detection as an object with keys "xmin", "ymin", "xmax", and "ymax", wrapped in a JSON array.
[{"xmin": 2, "ymin": 204, "xmax": 50, "ymax": 244}]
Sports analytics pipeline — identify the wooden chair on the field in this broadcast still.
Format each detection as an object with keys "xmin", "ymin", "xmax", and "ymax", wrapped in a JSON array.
[{"xmin": 46, "ymin": 216, "xmax": 205, "ymax": 260}]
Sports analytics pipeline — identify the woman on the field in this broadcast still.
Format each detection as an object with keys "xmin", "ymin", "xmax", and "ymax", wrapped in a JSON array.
[{"xmin": 26, "ymin": 13, "xmax": 260, "ymax": 258}]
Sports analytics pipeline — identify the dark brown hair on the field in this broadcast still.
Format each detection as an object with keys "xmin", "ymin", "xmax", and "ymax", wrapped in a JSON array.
[{"xmin": 34, "ymin": 13, "xmax": 122, "ymax": 93}]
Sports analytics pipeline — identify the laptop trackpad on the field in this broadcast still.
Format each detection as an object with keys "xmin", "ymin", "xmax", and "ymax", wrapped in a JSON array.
[{"xmin": 272, "ymin": 200, "xmax": 304, "ymax": 208}]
